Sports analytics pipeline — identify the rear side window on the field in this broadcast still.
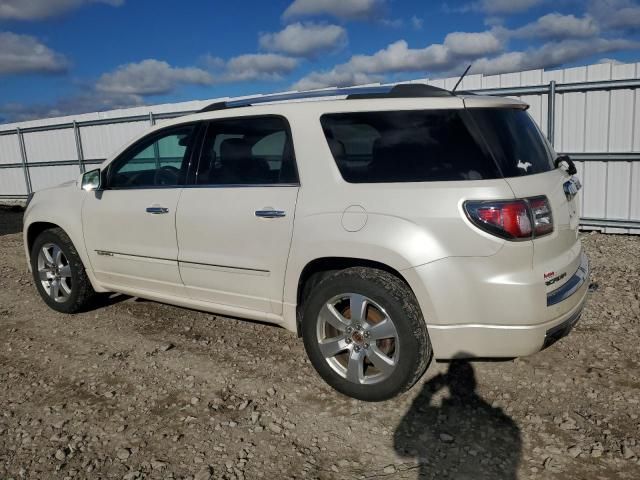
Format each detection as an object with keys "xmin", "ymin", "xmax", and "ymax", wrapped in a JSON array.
[
  {"xmin": 468, "ymin": 108, "xmax": 554, "ymax": 177},
  {"xmin": 195, "ymin": 116, "xmax": 298, "ymax": 185},
  {"xmin": 320, "ymin": 110, "xmax": 500, "ymax": 183}
]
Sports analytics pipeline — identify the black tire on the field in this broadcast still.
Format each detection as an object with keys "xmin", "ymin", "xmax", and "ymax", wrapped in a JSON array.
[
  {"xmin": 30, "ymin": 227, "xmax": 97, "ymax": 314},
  {"xmin": 301, "ymin": 267, "xmax": 432, "ymax": 401}
]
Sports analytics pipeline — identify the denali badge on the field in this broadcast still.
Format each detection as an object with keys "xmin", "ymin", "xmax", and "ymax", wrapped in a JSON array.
[
  {"xmin": 545, "ymin": 272, "xmax": 567, "ymax": 286},
  {"xmin": 563, "ymin": 176, "xmax": 582, "ymax": 200}
]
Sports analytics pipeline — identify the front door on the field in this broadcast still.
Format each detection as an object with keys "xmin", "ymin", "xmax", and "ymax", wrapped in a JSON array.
[
  {"xmin": 82, "ymin": 124, "xmax": 198, "ymax": 297},
  {"xmin": 176, "ymin": 116, "xmax": 299, "ymax": 315}
]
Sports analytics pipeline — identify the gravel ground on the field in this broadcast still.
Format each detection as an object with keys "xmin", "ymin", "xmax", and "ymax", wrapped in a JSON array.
[{"xmin": 0, "ymin": 206, "xmax": 639, "ymax": 480}]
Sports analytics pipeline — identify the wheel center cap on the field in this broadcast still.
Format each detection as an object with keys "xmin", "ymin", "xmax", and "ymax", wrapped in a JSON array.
[{"xmin": 351, "ymin": 331, "xmax": 364, "ymax": 344}]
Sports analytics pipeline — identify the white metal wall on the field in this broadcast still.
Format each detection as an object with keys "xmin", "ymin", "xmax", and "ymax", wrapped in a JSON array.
[{"xmin": 1, "ymin": 60, "xmax": 639, "ymax": 233}]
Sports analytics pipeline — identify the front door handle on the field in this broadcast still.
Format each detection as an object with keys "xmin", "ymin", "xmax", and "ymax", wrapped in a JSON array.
[
  {"xmin": 255, "ymin": 209, "xmax": 286, "ymax": 218},
  {"xmin": 146, "ymin": 206, "xmax": 169, "ymax": 214}
]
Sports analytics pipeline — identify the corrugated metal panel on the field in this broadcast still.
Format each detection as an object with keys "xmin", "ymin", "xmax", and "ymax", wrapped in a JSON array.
[
  {"xmin": 80, "ymin": 121, "xmax": 149, "ymax": 160},
  {"xmin": 0, "ymin": 167, "xmax": 28, "ymax": 195},
  {"xmin": 23, "ymin": 128, "xmax": 77, "ymax": 163},
  {"xmin": 29, "ymin": 165, "xmax": 79, "ymax": 191},
  {"xmin": 0, "ymin": 135, "xmax": 21, "ymax": 165}
]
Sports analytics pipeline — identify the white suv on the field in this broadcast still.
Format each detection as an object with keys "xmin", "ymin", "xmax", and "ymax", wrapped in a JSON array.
[{"xmin": 24, "ymin": 84, "xmax": 589, "ymax": 401}]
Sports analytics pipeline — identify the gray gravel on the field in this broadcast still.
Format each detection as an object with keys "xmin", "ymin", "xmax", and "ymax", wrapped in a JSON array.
[{"xmin": 0, "ymin": 207, "xmax": 639, "ymax": 479}]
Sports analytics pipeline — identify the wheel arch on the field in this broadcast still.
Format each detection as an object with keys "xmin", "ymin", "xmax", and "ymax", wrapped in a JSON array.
[
  {"xmin": 294, "ymin": 256, "xmax": 418, "ymax": 336},
  {"xmin": 26, "ymin": 221, "xmax": 60, "ymax": 260}
]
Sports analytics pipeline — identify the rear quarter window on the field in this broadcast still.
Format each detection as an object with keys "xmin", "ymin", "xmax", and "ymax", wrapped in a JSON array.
[
  {"xmin": 467, "ymin": 108, "xmax": 554, "ymax": 177},
  {"xmin": 320, "ymin": 110, "xmax": 501, "ymax": 183}
]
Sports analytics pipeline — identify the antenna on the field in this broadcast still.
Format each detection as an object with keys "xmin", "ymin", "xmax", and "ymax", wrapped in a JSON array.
[{"xmin": 452, "ymin": 64, "xmax": 472, "ymax": 92}]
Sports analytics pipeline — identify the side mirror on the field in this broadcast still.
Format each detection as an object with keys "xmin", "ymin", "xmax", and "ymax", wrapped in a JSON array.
[
  {"xmin": 81, "ymin": 168, "xmax": 101, "ymax": 191},
  {"xmin": 554, "ymin": 155, "xmax": 577, "ymax": 175}
]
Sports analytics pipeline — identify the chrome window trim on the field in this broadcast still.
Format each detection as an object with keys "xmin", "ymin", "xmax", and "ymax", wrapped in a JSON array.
[
  {"xmin": 183, "ymin": 183, "xmax": 300, "ymax": 189},
  {"xmin": 94, "ymin": 250, "xmax": 270, "ymax": 274},
  {"xmin": 546, "ymin": 252, "xmax": 589, "ymax": 307},
  {"xmin": 101, "ymin": 183, "xmax": 300, "ymax": 191}
]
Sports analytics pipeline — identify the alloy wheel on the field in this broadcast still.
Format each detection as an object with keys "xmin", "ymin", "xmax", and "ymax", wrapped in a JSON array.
[
  {"xmin": 37, "ymin": 243, "xmax": 72, "ymax": 303},
  {"xmin": 316, "ymin": 293, "xmax": 399, "ymax": 385}
]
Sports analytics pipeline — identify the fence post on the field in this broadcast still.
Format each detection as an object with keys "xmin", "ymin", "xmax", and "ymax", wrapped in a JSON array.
[
  {"xmin": 547, "ymin": 80, "xmax": 556, "ymax": 147},
  {"xmin": 73, "ymin": 120, "xmax": 85, "ymax": 174},
  {"xmin": 16, "ymin": 127, "xmax": 32, "ymax": 195}
]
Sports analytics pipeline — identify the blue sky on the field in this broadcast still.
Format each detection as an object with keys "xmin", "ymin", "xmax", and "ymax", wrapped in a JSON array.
[{"xmin": 1, "ymin": 0, "xmax": 640, "ymax": 122}]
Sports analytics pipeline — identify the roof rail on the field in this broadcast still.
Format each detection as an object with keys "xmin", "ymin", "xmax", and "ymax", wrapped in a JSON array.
[{"xmin": 198, "ymin": 83, "xmax": 453, "ymax": 112}]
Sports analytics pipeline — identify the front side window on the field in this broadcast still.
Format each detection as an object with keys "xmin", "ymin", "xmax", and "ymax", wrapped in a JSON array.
[
  {"xmin": 108, "ymin": 125, "xmax": 195, "ymax": 188},
  {"xmin": 195, "ymin": 116, "xmax": 297, "ymax": 185},
  {"xmin": 321, "ymin": 110, "xmax": 500, "ymax": 183}
]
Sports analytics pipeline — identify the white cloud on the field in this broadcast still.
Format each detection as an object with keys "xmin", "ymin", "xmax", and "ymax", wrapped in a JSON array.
[
  {"xmin": 598, "ymin": 57, "xmax": 624, "ymax": 65},
  {"xmin": 259, "ymin": 23, "xmax": 347, "ymax": 57},
  {"xmin": 0, "ymin": 0, "xmax": 123, "ymax": 20},
  {"xmin": 457, "ymin": 0, "xmax": 544, "ymax": 14},
  {"xmin": 292, "ymin": 30, "xmax": 504, "ymax": 88},
  {"xmin": 283, "ymin": 0, "xmax": 385, "ymax": 20},
  {"xmin": 380, "ymin": 18, "xmax": 403, "ymax": 28},
  {"xmin": 411, "ymin": 15, "xmax": 424, "ymax": 30},
  {"xmin": 588, "ymin": 0, "xmax": 640, "ymax": 30},
  {"xmin": 444, "ymin": 31, "xmax": 503, "ymax": 56},
  {"xmin": 293, "ymin": 30, "xmax": 640, "ymax": 90},
  {"xmin": 292, "ymin": 70, "xmax": 383, "ymax": 90},
  {"xmin": 512, "ymin": 13, "xmax": 599, "ymax": 39},
  {"xmin": 471, "ymin": 38, "xmax": 639, "ymax": 75},
  {"xmin": 0, "ymin": 91, "xmax": 143, "ymax": 123},
  {"xmin": 0, "ymin": 31, "xmax": 68, "ymax": 75},
  {"xmin": 96, "ymin": 59, "xmax": 213, "ymax": 95},
  {"xmin": 223, "ymin": 53, "xmax": 299, "ymax": 81}
]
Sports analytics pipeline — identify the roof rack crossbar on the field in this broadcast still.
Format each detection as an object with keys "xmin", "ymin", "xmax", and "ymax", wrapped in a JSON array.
[{"xmin": 198, "ymin": 83, "xmax": 454, "ymax": 113}]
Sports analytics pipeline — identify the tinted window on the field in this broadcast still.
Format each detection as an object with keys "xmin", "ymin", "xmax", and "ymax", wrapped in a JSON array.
[
  {"xmin": 109, "ymin": 126, "xmax": 195, "ymax": 188},
  {"xmin": 195, "ymin": 116, "xmax": 297, "ymax": 185},
  {"xmin": 321, "ymin": 110, "xmax": 500, "ymax": 183},
  {"xmin": 468, "ymin": 108, "xmax": 554, "ymax": 177}
]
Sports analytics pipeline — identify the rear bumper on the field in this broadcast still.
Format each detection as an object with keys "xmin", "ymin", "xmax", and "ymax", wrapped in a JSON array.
[{"xmin": 406, "ymin": 249, "xmax": 589, "ymax": 359}]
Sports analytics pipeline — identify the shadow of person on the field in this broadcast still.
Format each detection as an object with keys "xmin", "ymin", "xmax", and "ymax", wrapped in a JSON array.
[{"xmin": 394, "ymin": 359, "xmax": 521, "ymax": 479}]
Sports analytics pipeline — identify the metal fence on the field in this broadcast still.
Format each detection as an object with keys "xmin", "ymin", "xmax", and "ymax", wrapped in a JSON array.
[{"xmin": 1, "ymin": 62, "xmax": 640, "ymax": 233}]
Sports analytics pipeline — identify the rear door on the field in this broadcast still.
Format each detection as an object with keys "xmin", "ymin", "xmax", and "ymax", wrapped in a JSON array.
[
  {"xmin": 82, "ymin": 124, "xmax": 198, "ymax": 296},
  {"xmin": 467, "ymin": 108, "xmax": 582, "ymax": 294},
  {"xmin": 175, "ymin": 116, "xmax": 299, "ymax": 316}
]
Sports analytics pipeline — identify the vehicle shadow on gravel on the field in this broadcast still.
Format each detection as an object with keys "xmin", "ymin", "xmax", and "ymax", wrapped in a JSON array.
[{"xmin": 394, "ymin": 359, "xmax": 521, "ymax": 479}]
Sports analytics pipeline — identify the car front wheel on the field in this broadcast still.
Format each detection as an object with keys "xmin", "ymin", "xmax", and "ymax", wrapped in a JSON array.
[{"xmin": 31, "ymin": 227, "xmax": 96, "ymax": 314}]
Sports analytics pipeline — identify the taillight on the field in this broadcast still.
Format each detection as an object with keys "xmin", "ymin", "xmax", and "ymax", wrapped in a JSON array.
[
  {"xmin": 464, "ymin": 196, "xmax": 553, "ymax": 240},
  {"xmin": 528, "ymin": 196, "xmax": 554, "ymax": 236}
]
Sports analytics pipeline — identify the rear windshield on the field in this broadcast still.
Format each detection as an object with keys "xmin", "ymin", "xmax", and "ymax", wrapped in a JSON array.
[
  {"xmin": 320, "ymin": 110, "xmax": 500, "ymax": 183},
  {"xmin": 467, "ymin": 108, "xmax": 554, "ymax": 177},
  {"xmin": 320, "ymin": 108, "xmax": 553, "ymax": 183}
]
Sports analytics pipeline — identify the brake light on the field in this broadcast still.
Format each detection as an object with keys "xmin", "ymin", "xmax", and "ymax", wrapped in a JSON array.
[
  {"xmin": 464, "ymin": 196, "xmax": 553, "ymax": 240},
  {"xmin": 528, "ymin": 196, "xmax": 554, "ymax": 236}
]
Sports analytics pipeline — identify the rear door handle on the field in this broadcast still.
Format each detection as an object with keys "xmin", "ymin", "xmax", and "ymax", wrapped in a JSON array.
[
  {"xmin": 255, "ymin": 209, "xmax": 286, "ymax": 218},
  {"xmin": 146, "ymin": 206, "xmax": 169, "ymax": 214}
]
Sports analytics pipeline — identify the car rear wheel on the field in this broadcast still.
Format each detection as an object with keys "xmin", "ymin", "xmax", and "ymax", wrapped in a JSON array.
[
  {"xmin": 301, "ymin": 267, "xmax": 432, "ymax": 401},
  {"xmin": 31, "ymin": 227, "xmax": 96, "ymax": 314}
]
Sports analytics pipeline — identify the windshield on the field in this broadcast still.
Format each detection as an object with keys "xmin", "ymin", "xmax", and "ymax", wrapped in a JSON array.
[{"xmin": 467, "ymin": 108, "xmax": 554, "ymax": 177}]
